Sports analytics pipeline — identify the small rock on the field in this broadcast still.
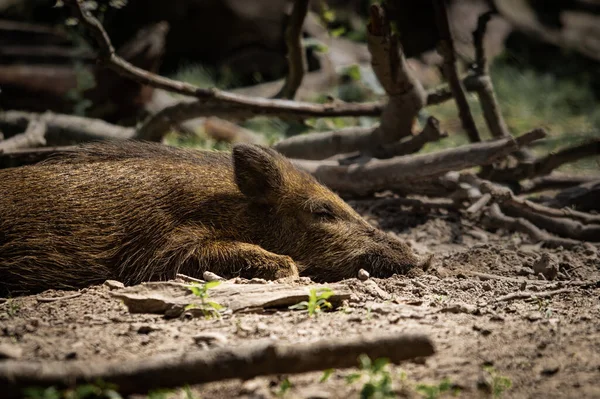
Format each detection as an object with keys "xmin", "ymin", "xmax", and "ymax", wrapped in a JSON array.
[
  {"xmin": 369, "ymin": 303, "xmax": 392, "ymax": 315},
  {"xmin": 203, "ymin": 271, "xmax": 225, "ymax": 282},
  {"xmin": 193, "ymin": 332, "xmax": 228, "ymax": 347},
  {"xmin": 0, "ymin": 343, "xmax": 22, "ymax": 359},
  {"xmin": 472, "ymin": 324, "xmax": 492, "ymax": 336},
  {"xmin": 541, "ymin": 364, "xmax": 560, "ymax": 376},
  {"xmin": 533, "ymin": 253, "xmax": 559, "ymax": 280},
  {"xmin": 441, "ymin": 303, "xmax": 478, "ymax": 315},
  {"xmin": 526, "ymin": 312, "xmax": 543, "ymax": 321},
  {"xmin": 64, "ymin": 351, "xmax": 77, "ymax": 360},
  {"xmin": 104, "ymin": 280, "xmax": 125, "ymax": 289},
  {"xmin": 357, "ymin": 269, "xmax": 370, "ymax": 281},
  {"xmin": 249, "ymin": 278, "xmax": 268, "ymax": 284},
  {"xmin": 517, "ymin": 267, "xmax": 534, "ymax": 276},
  {"xmin": 136, "ymin": 324, "xmax": 160, "ymax": 334},
  {"xmin": 481, "ymin": 282, "xmax": 493, "ymax": 292},
  {"xmin": 519, "ymin": 281, "xmax": 528, "ymax": 291}
]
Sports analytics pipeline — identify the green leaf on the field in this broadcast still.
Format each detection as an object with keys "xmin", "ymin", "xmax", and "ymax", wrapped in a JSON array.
[
  {"xmin": 343, "ymin": 65, "xmax": 362, "ymax": 82},
  {"xmin": 320, "ymin": 368, "xmax": 334, "ymax": 383},
  {"xmin": 331, "ymin": 26, "xmax": 346, "ymax": 38},
  {"xmin": 204, "ymin": 281, "xmax": 222, "ymax": 290},
  {"xmin": 289, "ymin": 301, "xmax": 309, "ymax": 310},
  {"xmin": 345, "ymin": 373, "xmax": 362, "ymax": 384},
  {"xmin": 358, "ymin": 354, "xmax": 372, "ymax": 370},
  {"xmin": 206, "ymin": 301, "xmax": 224, "ymax": 310},
  {"xmin": 372, "ymin": 358, "xmax": 390, "ymax": 373}
]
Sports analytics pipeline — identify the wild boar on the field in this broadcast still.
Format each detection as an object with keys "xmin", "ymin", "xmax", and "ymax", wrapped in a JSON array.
[{"xmin": 0, "ymin": 141, "xmax": 422, "ymax": 296}]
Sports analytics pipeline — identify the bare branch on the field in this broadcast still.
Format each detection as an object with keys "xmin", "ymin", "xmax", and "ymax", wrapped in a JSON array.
[
  {"xmin": 0, "ymin": 118, "xmax": 46, "ymax": 152},
  {"xmin": 61, "ymin": 1, "xmax": 385, "ymax": 138},
  {"xmin": 432, "ymin": 0, "xmax": 481, "ymax": 143},
  {"xmin": 483, "ymin": 138, "xmax": 600, "ymax": 182},
  {"xmin": 520, "ymin": 174, "xmax": 599, "ymax": 194},
  {"xmin": 483, "ymin": 204, "xmax": 583, "ymax": 249},
  {"xmin": 0, "ymin": 110, "xmax": 134, "ymax": 144},
  {"xmin": 367, "ymin": 4, "xmax": 426, "ymax": 146},
  {"xmin": 0, "ymin": 332, "xmax": 434, "ymax": 398},
  {"xmin": 292, "ymin": 129, "xmax": 545, "ymax": 196},
  {"xmin": 371, "ymin": 116, "xmax": 447, "ymax": 159},
  {"xmin": 275, "ymin": 0, "xmax": 310, "ymax": 99}
]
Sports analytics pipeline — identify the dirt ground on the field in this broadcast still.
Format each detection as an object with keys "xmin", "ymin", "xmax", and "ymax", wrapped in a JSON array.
[{"xmin": 1, "ymin": 199, "xmax": 599, "ymax": 399}]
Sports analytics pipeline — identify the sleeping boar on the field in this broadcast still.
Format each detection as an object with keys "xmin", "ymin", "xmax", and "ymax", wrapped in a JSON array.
[{"xmin": 0, "ymin": 141, "xmax": 422, "ymax": 295}]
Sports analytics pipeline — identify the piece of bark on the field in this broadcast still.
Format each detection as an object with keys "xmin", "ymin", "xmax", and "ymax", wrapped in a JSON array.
[
  {"xmin": 111, "ymin": 281, "xmax": 351, "ymax": 316},
  {"xmin": 0, "ymin": 118, "xmax": 46, "ymax": 152},
  {"xmin": 292, "ymin": 129, "xmax": 544, "ymax": 196},
  {"xmin": 0, "ymin": 332, "xmax": 435, "ymax": 398},
  {"xmin": 275, "ymin": 0, "xmax": 310, "ymax": 99}
]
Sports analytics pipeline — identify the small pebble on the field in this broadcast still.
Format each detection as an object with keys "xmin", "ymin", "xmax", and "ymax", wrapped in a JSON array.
[
  {"xmin": 103, "ymin": 280, "xmax": 125, "ymax": 289},
  {"xmin": 193, "ymin": 332, "xmax": 228, "ymax": 347},
  {"xmin": 203, "ymin": 271, "xmax": 225, "ymax": 282},
  {"xmin": 358, "ymin": 269, "xmax": 370, "ymax": 281},
  {"xmin": 0, "ymin": 343, "xmax": 22, "ymax": 359}
]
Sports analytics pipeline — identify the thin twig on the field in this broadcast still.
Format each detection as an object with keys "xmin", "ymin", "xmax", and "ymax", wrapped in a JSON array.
[
  {"xmin": 175, "ymin": 274, "xmax": 205, "ymax": 284},
  {"xmin": 36, "ymin": 292, "xmax": 82, "ymax": 303},
  {"xmin": 494, "ymin": 288, "xmax": 573, "ymax": 303},
  {"xmin": 275, "ymin": 0, "xmax": 310, "ymax": 99}
]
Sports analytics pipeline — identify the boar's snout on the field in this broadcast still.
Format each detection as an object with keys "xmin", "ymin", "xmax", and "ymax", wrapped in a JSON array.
[{"xmin": 353, "ymin": 229, "xmax": 420, "ymax": 278}]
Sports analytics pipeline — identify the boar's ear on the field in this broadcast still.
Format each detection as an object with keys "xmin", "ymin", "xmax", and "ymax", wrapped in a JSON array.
[{"xmin": 233, "ymin": 144, "xmax": 284, "ymax": 203}]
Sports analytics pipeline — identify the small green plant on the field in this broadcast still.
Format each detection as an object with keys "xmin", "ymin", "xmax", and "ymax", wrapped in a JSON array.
[
  {"xmin": 534, "ymin": 298, "xmax": 553, "ymax": 318},
  {"xmin": 23, "ymin": 381, "xmax": 121, "ymax": 399},
  {"xmin": 289, "ymin": 287, "xmax": 334, "ymax": 317},
  {"xmin": 277, "ymin": 377, "xmax": 292, "ymax": 397},
  {"xmin": 185, "ymin": 281, "xmax": 225, "ymax": 319},
  {"xmin": 320, "ymin": 368, "xmax": 335, "ymax": 383},
  {"xmin": 346, "ymin": 355, "xmax": 394, "ymax": 399},
  {"xmin": 415, "ymin": 378, "xmax": 456, "ymax": 399},
  {"xmin": 5, "ymin": 299, "xmax": 20, "ymax": 318},
  {"xmin": 483, "ymin": 366, "xmax": 512, "ymax": 398}
]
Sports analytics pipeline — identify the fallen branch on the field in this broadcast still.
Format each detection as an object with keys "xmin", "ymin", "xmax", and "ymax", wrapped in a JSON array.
[
  {"xmin": 0, "ymin": 118, "xmax": 46, "ymax": 152},
  {"xmin": 432, "ymin": 0, "xmax": 481, "ymax": 143},
  {"xmin": 519, "ymin": 174, "xmax": 599, "ymax": 194},
  {"xmin": 503, "ymin": 205, "xmax": 600, "ymax": 242},
  {"xmin": 0, "ymin": 110, "xmax": 134, "ymax": 144},
  {"xmin": 473, "ymin": 177, "xmax": 600, "ymax": 225},
  {"xmin": 483, "ymin": 204, "xmax": 583, "ymax": 249},
  {"xmin": 547, "ymin": 179, "xmax": 600, "ymax": 213},
  {"xmin": 483, "ymin": 138, "xmax": 600, "ymax": 182},
  {"xmin": 366, "ymin": 4, "xmax": 426, "ymax": 147},
  {"xmin": 494, "ymin": 288, "xmax": 573, "ymax": 303},
  {"xmin": 275, "ymin": 0, "xmax": 310, "ymax": 99},
  {"xmin": 470, "ymin": 10, "xmax": 510, "ymax": 139},
  {"xmin": 274, "ymin": 116, "xmax": 446, "ymax": 161},
  {"xmin": 293, "ymin": 129, "xmax": 545, "ymax": 196},
  {"xmin": 0, "ymin": 332, "xmax": 435, "ymax": 398}
]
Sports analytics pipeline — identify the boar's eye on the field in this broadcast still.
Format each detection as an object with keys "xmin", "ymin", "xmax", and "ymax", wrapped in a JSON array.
[{"xmin": 312, "ymin": 204, "xmax": 336, "ymax": 221}]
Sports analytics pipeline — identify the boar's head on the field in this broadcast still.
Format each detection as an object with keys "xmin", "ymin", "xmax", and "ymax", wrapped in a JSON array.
[{"xmin": 233, "ymin": 144, "xmax": 423, "ymax": 281}]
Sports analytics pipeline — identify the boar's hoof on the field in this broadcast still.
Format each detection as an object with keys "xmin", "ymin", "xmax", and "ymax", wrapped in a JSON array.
[{"xmin": 253, "ymin": 254, "xmax": 299, "ymax": 281}]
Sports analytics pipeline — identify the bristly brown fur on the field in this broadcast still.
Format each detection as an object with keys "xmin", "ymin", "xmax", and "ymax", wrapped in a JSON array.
[{"xmin": 0, "ymin": 140, "xmax": 420, "ymax": 296}]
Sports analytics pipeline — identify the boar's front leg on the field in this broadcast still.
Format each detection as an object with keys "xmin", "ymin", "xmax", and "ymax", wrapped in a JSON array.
[
  {"xmin": 201, "ymin": 241, "xmax": 300, "ymax": 280},
  {"xmin": 155, "ymin": 230, "xmax": 299, "ymax": 281}
]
